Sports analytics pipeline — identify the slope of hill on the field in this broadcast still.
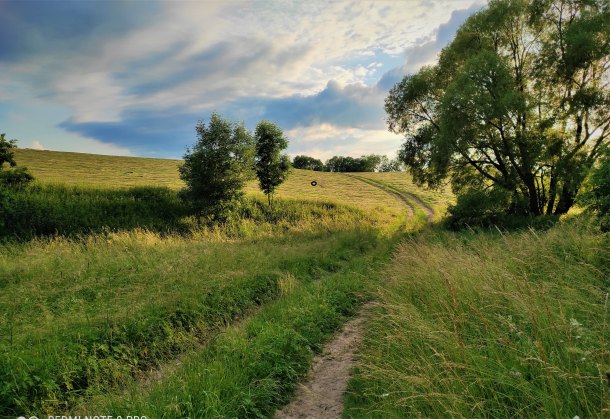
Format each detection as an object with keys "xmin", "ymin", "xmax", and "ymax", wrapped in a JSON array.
[
  {"xmin": 14, "ymin": 148, "xmax": 412, "ymax": 217},
  {"xmin": 2, "ymin": 147, "xmax": 428, "ymax": 416}
]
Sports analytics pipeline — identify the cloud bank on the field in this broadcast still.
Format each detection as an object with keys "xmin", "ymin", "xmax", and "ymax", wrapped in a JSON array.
[{"xmin": 0, "ymin": 0, "xmax": 483, "ymax": 158}]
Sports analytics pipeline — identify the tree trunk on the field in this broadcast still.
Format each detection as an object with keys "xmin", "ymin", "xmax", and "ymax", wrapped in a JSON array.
[
  {"xmin": 524, "ymin": 175, "xmax": 542, "ymax": 215},
  {"xmin": 554, "ymin": 184, "xmax": 577, "ymax": 215},
  {"xmin": 546, "ymin": 173, "xmax": 558, "ymax": 215}
]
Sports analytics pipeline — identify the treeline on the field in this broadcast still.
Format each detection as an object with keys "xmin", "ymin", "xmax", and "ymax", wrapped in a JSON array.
[{"xmin": 292, "ymin": 154, "xmax": 403, "ymax": 172}]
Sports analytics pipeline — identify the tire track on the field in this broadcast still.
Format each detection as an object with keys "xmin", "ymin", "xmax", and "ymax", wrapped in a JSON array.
[{"xmin": 348, "ymin": 174, "xmax": 434, "ymax": 221}]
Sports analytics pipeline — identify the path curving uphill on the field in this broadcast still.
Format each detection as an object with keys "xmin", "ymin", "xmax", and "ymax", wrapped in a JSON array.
[{"xmin": 348, "ymin": 174, "xmax": 434, "ymax": 221}]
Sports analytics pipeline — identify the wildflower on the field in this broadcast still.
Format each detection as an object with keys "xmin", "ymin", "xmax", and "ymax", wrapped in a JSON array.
[{"xmin": 569, "ymin": 318, "xmax": 582, "ymax": 328}]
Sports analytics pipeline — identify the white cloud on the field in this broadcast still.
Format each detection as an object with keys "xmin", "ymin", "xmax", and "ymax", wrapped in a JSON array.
[
  {"xmin": 286, "ymin": 123, "xmax": 403, "ymax": 160},
  {"xmin": 3, "ymin": 1, "xmax": 481, "ymax": 120},
  {"xmin": 30, "ymin": 140, "xmax": 44, "ymax": 150}
]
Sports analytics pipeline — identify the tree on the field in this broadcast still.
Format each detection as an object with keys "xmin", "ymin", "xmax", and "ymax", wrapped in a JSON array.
[
  {"xmin": 0, "ymin": 133, "xmax": 33, "ymax": 189},
  {"xmin": 386, "ymin": 0, "xmax": 609, "ymax": 216},
  {"xmin": 293, "ymin": 155, "xmax": 324, "ymax": 171},
  {"xmin": 378, "ymin": 155, "xmax": 405, "ymax": 172},
  {"xmin": 324, "ymin": 155, "xmax": 384, "ymax": 172},
  {"xmin": 254, "ymin": 121, "xmax": 291, "ymax": 206},
  {"xmin": 178, "ymin": 113, "xmax": 254, "ymax": 221}
]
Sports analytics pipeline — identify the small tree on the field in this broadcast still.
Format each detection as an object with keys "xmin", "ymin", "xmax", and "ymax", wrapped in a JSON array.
[
  {"xmin": 254, "ymin": 121, "xmax": 290, "ymax": 206},
  {"xmin": 0, "ymin": 133, "xmax": 33, "ymax": 189},
  {"xmin": 378, "ymin": 155, "xmax": 404, "ymax": 172},
  {"xmin": 179, "ymin": 113, "xmax": 254, "ymax": 221}
]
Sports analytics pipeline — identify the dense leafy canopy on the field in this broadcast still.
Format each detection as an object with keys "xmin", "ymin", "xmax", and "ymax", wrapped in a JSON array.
[
  {"xmin": 581, "ymin": 148, "xmax": 610, "ymax": 229},
  {"xmin": 325, "ymin": 154, "xmax": 383, "ymax": 172},
  {"xmin": 292, "ymin": 155, "xmax": 324, "ymax": 171},
  {"xmin": 387, "ymin": 0, "xmax": 609, "ymax": 216}
]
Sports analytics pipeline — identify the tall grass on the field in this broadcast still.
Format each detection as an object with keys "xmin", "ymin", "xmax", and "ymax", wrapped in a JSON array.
[
  {"xmin": 0, "ymin": 192, "xmax": 394, "ymax": 416},
  {"xmin": 83, "ymin": 229, "xmax": 396, "ymax": 418},
  {"xmin": 1, "ymin": 184, "xmax": 188, "ymax": 238},
  {"xmin": 346, "ymin": 219, "xmax": 609, "ymax": 418}
]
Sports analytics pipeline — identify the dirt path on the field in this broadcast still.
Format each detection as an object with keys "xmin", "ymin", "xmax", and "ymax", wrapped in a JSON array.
[
  {"xmin": 275, "ymin": 303, "xmax": 374, "ymax": 419},
  {"xmin": 349, "ymin": 174, "xmax": 434, "ymax": 220}
]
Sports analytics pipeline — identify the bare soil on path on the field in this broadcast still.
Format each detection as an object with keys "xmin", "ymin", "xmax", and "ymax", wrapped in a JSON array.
[{"xmin": 275, "ymin": 303, "xmax": 374, "ymax": 419}]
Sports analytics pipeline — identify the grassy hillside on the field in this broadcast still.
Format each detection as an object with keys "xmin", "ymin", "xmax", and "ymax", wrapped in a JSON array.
[
  {"xmin": 7, "ymin": 147, "xmax": 605, "ymax": 418},
  {"xmin": 14, "ymin": 148, "xmax": 410, "ymax": 220},
  {"xmin": 13, "ymin": 148, "xmax": 183, "ymax": 189},
  {"xmin": 2, "ymin": 148, "xmax": 426, "ymax": 416}
]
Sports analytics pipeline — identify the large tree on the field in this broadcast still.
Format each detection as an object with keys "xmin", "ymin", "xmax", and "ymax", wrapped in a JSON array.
[
  {"xmin": 254, "ymin": 121, "xmax": 291, "ymax": 206},
  {"xmin": 387, "ymin": 0, "xmax": 609, "ymax": 216},
  {"xmin": 179, "ymin": 113, "xmax": 254, "ymax": 220}
]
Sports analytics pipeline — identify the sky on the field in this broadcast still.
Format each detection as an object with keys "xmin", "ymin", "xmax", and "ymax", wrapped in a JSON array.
[{"xmin": 0, "ymin": 0, "xmax": 484, "ymax": 160}]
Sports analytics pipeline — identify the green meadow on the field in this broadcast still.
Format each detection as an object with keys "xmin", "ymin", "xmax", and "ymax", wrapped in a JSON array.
[{"xmin": 0, "ymin": 149, "xmax": 607, "ymax": 418}]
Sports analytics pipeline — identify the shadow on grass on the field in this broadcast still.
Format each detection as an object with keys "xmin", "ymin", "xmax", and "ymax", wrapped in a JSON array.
[{"xmin": 0, "ymin": 184, "xmax": 191, "ymax": 241}]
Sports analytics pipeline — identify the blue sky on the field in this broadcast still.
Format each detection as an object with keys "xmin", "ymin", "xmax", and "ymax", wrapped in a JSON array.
[{"xmin": 0, "ymin": 0, "xmax": 483, "ymax": 159}]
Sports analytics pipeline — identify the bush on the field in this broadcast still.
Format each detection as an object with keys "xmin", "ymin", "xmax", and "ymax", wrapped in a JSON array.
[
  {"xmin": 446, "ymin": 188, "xmax": 556, "ymax": 230},
  {"xmin": 0, "ymin": 167, "xmax": 34, "ymax": 189},
  {"xmin": 446, "ymin": 188, "xmax": 512, "ymax": 229},
  {"xmin": 0, "ymin": 185, "xmax": 188, "ymax": 239}
]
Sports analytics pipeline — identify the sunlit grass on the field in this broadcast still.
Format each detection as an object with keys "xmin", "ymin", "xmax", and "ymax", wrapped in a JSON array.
[
  {"xmin": 345, "ymin": 218, "xmax": 609, "ymax": 418},
  {"xmin": 14, "ymin": 149, "xmax": 409, "ymax": 221}
]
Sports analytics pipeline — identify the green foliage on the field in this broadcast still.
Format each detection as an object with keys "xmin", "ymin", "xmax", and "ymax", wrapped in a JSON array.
[
  {"xmin": 387, "ymin": 0, "xmax": 610, "ymax": 216},
  {"xmin": 292, "ymin": 155, "xmax": 324, "ymax": 171},
  {"xmin": 377, "ymin": 155, "xmax": 404, "ymax": 172},
  {"xmin": 446, "ymin": 187, "xmax": 558, "ymax": 230},
  {"xmin": 0, "ymin": 133, "xmax": 18, "ymax": 168},
  {"xmin": 0, "ymin": 166, "xmax": 34, "ymax": 189},
  {"xmin": 324, "ymin": 154, "xmax": 383, "ymax": 172},
  {"xmin": 581, "ymin": 149, "xmax": 610, "ymax": 230},
  {"xmin": 0, "ymin": 133, "xmax": 33, "ymax": 190},
  {"xmin": 179, "ymin": 113, "xmax": 255, "ymax": 220},
  {"xmin": 254, "ymin": 120, "xmax": 290, "ymax": 206}
]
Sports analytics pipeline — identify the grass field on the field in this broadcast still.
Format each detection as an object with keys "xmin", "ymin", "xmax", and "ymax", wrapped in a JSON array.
[
  {"xmin": 14, "ymin": 148, "xmax": 409, "ymax": 217},
  {"xmin": 2, "ymin": 148, "xmax": 420, "ymax": 416},
  {"xmin": 13, "ymin": 148, "xmax": 184, "ymax": 189},
  {"xmin": 4, "ymin": 148, "xmax": 608, "ymax": 418},
  {"xmin": 345, "ymin": 219, "xmax": 609, "ymax": 418}
]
